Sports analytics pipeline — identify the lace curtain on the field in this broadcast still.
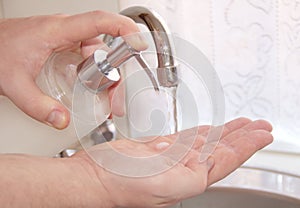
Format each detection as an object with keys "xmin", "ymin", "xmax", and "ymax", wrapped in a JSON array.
[{"xmin": 119, "ymin": 0, "xmax": 300, "ymax": 151}]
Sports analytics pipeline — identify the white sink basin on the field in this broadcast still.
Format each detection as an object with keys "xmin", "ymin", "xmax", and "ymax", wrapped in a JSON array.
[{"xmin": 171, "ymin": 166, "xmax": 300, "ymax": 208}]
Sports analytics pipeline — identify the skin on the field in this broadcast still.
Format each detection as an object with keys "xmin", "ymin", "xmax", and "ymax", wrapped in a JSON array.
[
  {"xmin": 0, "ymin": 11, "xmax": 273, "ymax": 208},
  {"xmin": 0, "ymin": 11, "xmax": 146, "ymax": 130},
  {"xmin": 0, "ymin": 117, "xmax": 273, "ymax": 207}
]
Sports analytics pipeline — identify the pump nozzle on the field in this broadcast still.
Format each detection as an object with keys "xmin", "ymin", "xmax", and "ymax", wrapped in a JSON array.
[{"xmin": 77, "ymin": 40, "xmax": 159, "ymax": 94}]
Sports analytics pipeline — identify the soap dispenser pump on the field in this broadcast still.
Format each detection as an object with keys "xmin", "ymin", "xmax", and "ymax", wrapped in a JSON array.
[
  {"xmin": 77, "ymin": 39, "xmax": 159, "ymax": 93},
  {"xmin": 37, "ymin": 34, "xmax": 159, "ymax": 137}
]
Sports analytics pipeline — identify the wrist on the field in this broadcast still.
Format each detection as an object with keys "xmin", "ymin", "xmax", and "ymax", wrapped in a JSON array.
[
  {"xmin": 0, "ymin": 154, "xmax": 114, "ymax": 207},
  {"xmin": 61, "ymin": 155, "xmax": 115, "ymax": 208}
]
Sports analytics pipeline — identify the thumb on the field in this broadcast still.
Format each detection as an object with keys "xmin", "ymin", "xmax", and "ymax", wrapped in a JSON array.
[{"xmin": 6, "ymin": 74, "xmax": 70, "ymax": 129}]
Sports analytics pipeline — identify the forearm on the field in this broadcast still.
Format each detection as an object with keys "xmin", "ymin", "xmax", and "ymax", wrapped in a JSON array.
[{"xmin": 0, "ymin": 154, "xmax": 112, "ymax": 207}]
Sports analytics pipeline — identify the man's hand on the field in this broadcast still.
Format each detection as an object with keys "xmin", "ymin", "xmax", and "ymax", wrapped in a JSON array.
[
  {"xmin": 74, "ymin": 117, "xmax": 273, "ymax": 208},
  {"xmin": 0, "ymin": 11, "xmax": 144, "ymax": 129}
]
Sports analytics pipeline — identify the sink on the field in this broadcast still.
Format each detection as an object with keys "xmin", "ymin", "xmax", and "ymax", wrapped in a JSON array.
[
  {"xmin": 171, "ymin": 166, "xmax": 300, "ymax": 208},
  {"xmin": 175, "ymin": 188, "xmax": 300, "ymax": 208}
]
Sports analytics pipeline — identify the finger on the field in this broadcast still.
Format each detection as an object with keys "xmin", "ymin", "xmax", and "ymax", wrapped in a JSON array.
[
  {"xmin": 244, "ymin": 119, "xmax": 273, "ymax": 132},
  {"xmin": 219, "ymin": 117, "xmax": 252, "ymax": 137},
  {"xmin": 220, "ymin": 119, "xmax": 273, "ymax": 145},
  {"xmin": 197, "ymin": 118, "xmax": 255, "ymax": 155},
  {"xmin": 169, "ymin": 117, "xmax": 252, "ymax": 142},
  {"xmin": 207, "ymin": 129, "xmax": 273, "ymax": 185},
  {"xmin": 5, "ymin": 74, "xmax": 69, "ymax": 129},
  {"xmin": 228, "ymin": 129, "xmax": 274, "ymax": 153},
  {"xmin": 54, "ymin": 11, "xmax": 148, "ymax": 51},
  {"xmin": 166, "ymin": 118, "xmax": 252, "ymax": 155}
]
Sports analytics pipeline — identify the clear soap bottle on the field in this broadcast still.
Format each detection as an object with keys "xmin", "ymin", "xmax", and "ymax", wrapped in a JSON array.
[{"xmin": 37, "ymin": 36, "xmax": 157, "ymax": 139}]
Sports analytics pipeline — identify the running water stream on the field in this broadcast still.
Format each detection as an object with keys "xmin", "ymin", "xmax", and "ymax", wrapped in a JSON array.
[{"xmin": 163, "ymin": 86, "xmax": 179, "ymax": 134}]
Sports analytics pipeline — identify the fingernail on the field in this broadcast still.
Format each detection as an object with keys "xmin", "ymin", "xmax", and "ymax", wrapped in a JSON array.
[{"xmin": 46, "ymin": 110, "xmax": 67, "ymax": 129}]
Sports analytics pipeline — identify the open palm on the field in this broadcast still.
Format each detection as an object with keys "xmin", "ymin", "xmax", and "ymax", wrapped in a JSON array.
[{"xmin": 75, "ymin": 117, "xmax": 273, "ymax": 208}]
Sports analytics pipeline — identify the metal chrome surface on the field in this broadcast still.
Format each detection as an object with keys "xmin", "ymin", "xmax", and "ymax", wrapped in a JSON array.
[
  {"xmin": 171, "ymin": 166, "xmax": 300, "ymax": 207},
  {"xmin": 106, "ymin": 6, "xmax": 178, "ymax": 87}
]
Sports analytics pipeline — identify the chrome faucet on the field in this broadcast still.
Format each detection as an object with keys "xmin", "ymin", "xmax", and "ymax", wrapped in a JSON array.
[{"xmin": 105, "ymin": 6, "xmax": 178, "ymax": 88}]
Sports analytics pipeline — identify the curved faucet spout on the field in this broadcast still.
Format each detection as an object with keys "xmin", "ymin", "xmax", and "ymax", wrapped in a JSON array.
[{"xmin": 120, "ymin": 6, "xmax": 179, "ymax": 88}]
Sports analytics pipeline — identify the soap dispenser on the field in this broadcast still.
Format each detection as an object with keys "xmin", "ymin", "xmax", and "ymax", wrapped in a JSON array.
[{"xmin": 37, "ymin": 34, "xmax": 158, "ymax": 139}]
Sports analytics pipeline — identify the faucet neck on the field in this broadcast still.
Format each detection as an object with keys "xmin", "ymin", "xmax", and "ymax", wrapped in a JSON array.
[{"xmin": 120, "ymin": 6, "xmax": 178, "ymax": 87}]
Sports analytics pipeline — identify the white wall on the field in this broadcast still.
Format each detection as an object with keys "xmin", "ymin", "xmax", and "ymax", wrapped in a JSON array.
[
  {"xmin": 0, "ymin": 1, "xmax": 3, "ymax": 18},
  {"xmin": 2, "ymin": 0, "xmax": 119, "ymax": 17}
]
